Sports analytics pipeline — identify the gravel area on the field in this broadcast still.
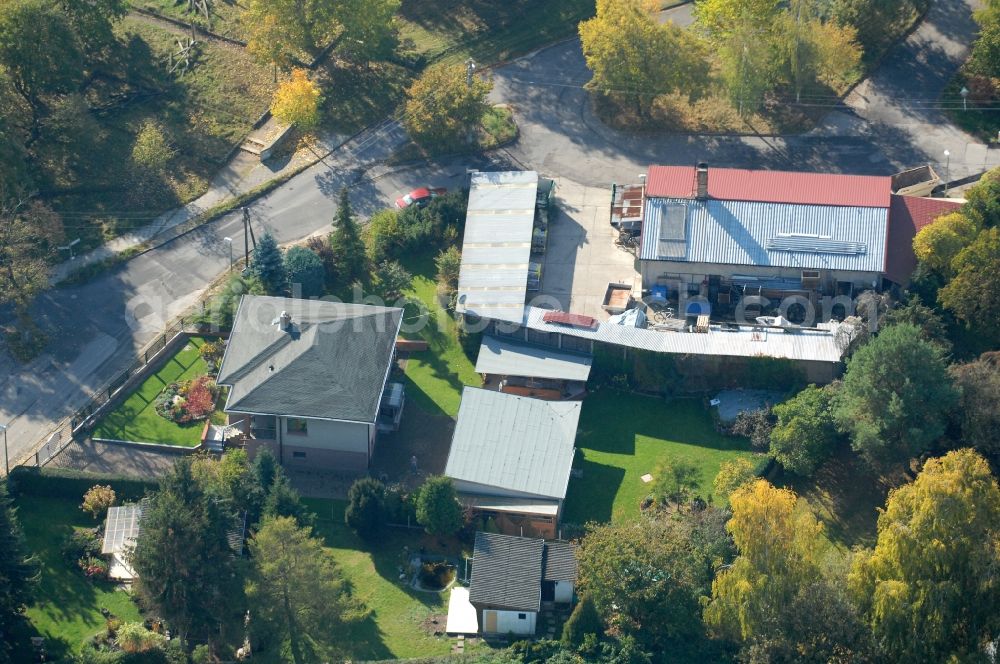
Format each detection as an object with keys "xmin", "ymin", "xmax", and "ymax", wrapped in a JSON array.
[
  {"xmin": 713, "ymin": 389, "xmax": 786, "ymax": 422},
  {"xmin": 47, "ymin": 438, "xmax": 183, "ymax": 478}
]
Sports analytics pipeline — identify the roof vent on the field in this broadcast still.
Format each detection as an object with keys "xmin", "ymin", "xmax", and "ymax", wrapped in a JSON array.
[{"xmin": 695, "ymin": 163, "xmax": 709, "ymax": 200}]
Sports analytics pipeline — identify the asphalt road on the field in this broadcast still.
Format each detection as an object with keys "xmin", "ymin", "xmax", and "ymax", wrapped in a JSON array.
[
  {"xmin": 491, "ymin": 0, "xmax": 994, "ymax": 186},
  {"xmin": 0, "ymin": 0, "xmax": 991, "ymax": 468}
]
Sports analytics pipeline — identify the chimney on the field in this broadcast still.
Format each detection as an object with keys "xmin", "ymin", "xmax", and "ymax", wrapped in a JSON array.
[
  {"xmin": 279, "ymin": 311, "xmax": 291, "ymax": 330},
  {"xmin": 695, "ymin": 162, "xmax": 709, "ymax": 200}
]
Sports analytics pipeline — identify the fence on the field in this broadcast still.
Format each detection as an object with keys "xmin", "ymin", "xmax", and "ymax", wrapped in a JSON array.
[{"xmin": 29, "ymin": 318, "xmax": 196, "ymax": 467}]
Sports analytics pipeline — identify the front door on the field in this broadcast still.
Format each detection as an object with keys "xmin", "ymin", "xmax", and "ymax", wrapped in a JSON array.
[{"xmin": 483, "ymin": 610, "xmax": 498, "ymax": 633}]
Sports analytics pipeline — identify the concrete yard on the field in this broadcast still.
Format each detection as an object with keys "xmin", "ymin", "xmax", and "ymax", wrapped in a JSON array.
[{"xmin": 538, "ymin": 179, "xmax": 640, "ymax": 320}]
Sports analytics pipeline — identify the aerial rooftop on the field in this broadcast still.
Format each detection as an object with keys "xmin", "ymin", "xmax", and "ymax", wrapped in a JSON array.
[{"xmin": 217, "ymin": 296, "xmax": 403, "ymax": 423}]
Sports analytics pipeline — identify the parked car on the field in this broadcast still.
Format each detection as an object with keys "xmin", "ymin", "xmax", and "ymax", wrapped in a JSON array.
[{"xmin": 395, "ymin": 186, "xmax": 447, "ymax": 209}]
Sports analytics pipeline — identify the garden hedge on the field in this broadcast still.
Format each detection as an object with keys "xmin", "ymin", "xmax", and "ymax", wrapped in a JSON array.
[{"xmin": 8, "ymin": 466, "xmax": 157, "ymax": 502}]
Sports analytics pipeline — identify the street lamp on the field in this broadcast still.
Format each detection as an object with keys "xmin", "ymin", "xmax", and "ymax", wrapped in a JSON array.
[
  {"xmin": 0, "ymin": 423, "xmax": 9, "ymax": 476},
  {"xmin": 223, "ymin": 237, "xmax": 233, "ymax": 272},
  {"xmin": 944, "ymin": 150, "xmax": 951, "ymax": 195},
  {"xmin": 58, "ymin": 238, "xmax": 81, "ymax": 260},
  {"xmin": 960, "ymin": 86, "xmax": 969, "ymax": 111}
]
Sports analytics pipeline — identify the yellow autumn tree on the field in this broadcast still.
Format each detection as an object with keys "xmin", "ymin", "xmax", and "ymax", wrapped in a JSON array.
[
  {"xmin": 703, "ymin": 480, "xmax": 823, "ymax": 640},
  {"xmin": 270, "ymin": 69, "xmax": 323, "ymax": 131},
  {"xmin": 912, "ymin": 211, "xmax": 979, "ymax": 274},
  {"xmin": 848, "ymin": 449, "xmax": 1000, "ymax": 661},
  {"xmin": 402, "ymin": 62, "xmax": 492, "ymax": 150}
]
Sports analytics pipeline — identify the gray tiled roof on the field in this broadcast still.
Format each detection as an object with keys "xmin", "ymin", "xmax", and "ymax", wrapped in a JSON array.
[
  {"xmin": 543, "ymin": 541, "xmax": 577, "ymax": 583},
  {"xmin": 217, "ymin": 296, "xmax": 402, "ymax": 423},
  {"xmin": 470, "ymin": 532, "xmax": 543, "ymax": 612},
  {"xmin": 444, "ymin": 387, "xmax": 581, "ymax": 500}
]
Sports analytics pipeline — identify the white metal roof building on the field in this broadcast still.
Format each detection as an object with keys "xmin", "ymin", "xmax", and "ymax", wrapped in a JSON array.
[
  {"xmin": 518, "ymin": 306, "xmax": 854, "ymax": 364},
  {"xmin": 641, "ymin": 197, "xmax": 889, "ymax": 273},
  {"xmin": 444, "ymin": 387, "xmax": 581, "ymax": 502},
  {"xmin": 456, "ymin": 171, "xmax": 539, "ymax": 323},
  {"xmin": 102, "ymin": 504, "xmax": 143, "ymax": 581},
  {"xmin": 475, "ymin": 336, "xmax": 592, "ymax": 382}
]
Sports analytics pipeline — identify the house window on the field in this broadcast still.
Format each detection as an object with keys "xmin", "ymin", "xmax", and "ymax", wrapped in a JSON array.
[
  {"xmin": 518, "ymin": 613, "xmax": 527, "ymax": 620},
  {"xmin": 292, "ymin": 451, "xmax": 306, "ymax": 459},
  {"xmin": 287, "ymin": 418, "xmax": 308, "ymax": 435}
]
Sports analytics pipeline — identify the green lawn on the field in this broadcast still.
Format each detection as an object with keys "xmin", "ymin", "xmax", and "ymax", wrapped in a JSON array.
[
  {"xmin": 13, "ymin": 496, "xmax": 142, "ymax": 660},
  {"xmin": 399, "ymin": 251, "xmax": 480, "ymax": 418},
  {"xmin": 564, "ymin": 391, "xmax": 761, "ymax": 524},
  {"xmin": 399, "ymin": 0, "xmax": 596, "ymax": 65},
  {"xmin": 92, "ymin": 336, "xmax": 211, "ymax": 446},
  {"xmin": 302, "ymin": 498, "xmax": 457, "ymax": 660}
]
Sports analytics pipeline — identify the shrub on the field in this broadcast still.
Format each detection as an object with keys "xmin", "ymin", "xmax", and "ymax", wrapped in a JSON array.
[
  {"xmin": 81, "ymin": 485, "xmax": 117, "ymax": 520},
  {"xmin": 116, "ymin": 621, "xmax": 167, "ymax": 653},
  {"xmin": 562, "ymin": 595, "xmax": 604, "ymax": 648},
  {"xmin": 364, "ymin": 209, "xmax": 405, "ymax": 263},
  {"xmin": 434, "ymin": 246, "xmax": 462, "ymax": 303},
  {"xmin": 284, "ymin": 245, "xmax": 326, "ymax": 298},
  {"xmin": 415, "ymin": 476, "xmax": 463, "ymax": 536},
  {"xmin": 372, "ymin": 260, "xmax": 412, "ymax": 301},
  {"xmin": 79, "ymin": 555, "xmax": 110, "ymax": 580},
  {"xmin": 726, "ymin": 408, "xmax": 775, "ymax": 450},
  {"xmin": 62, "ymin": 527, "xmax": 102, "ymax": 562},
  {"xmin": 345, "ymin": 477, "xmax": 386, "ymax": 538},
  {"xmin": 198, "ymin": 340, "xmax": 224, "ymax": 372},
  {"xmin": 713, "ymin": 458, "xmax": 757, "ymax": 502},
  {"xmin": 383, "ymin": 484, "xmax": 416, "ymax": 524}
]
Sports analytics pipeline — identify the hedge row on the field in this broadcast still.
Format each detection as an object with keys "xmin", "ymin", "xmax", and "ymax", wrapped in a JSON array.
[{"xmin": 8, "ymin": 466, "xmax": 158, "ymax": 502}]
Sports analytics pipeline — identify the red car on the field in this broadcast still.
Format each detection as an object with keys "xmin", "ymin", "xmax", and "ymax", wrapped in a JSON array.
[{"xmin": 395, "ymin": 186, "xmax": 447, "ymax": 209}]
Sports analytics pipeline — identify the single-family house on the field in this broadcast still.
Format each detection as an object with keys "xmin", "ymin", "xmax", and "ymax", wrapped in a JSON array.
[
  {"xmin": 444, "ymin": 387, "xmax": 582, "ymax": 539},
  {"xmin": 217, "ymin": 295, "xmax": 403, "ymax": 471},
  {"xmin": 469, "ymin": 532, "xmax": 578, "ymax": 636}
]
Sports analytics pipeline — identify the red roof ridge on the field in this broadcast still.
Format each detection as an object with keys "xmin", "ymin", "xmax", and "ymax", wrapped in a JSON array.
[{"xmin": 646, "ymin": 165, "xmax": 892, "ymax": 208}]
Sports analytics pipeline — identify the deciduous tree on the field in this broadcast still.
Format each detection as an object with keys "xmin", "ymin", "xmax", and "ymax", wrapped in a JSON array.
[
  {"xmin": 271, "ymin": 69, "xmax": 323, "ymax": 131},
  {"xmin": 650, "ymin": 457, "xmax": 701, "ymax": 506},
  {"xmin": 247, "ymin": 516, "xmax": 363, "ymax": 663},
  {"xmin": 580, "ymin": 0, "xmax": 709, "ymax": 118},
  {"xmin": 372, "ymin": 259, "xmax": 411, "ymax": 301},
  {"xmin": 770, "ymin": 384, "xmax": 839, "ymax": 476},
  {"xmin": 332, "ymin": 0, "xmax": 400, "ymax": 63},
  {"xmin": 704, "ymin": 481, "xmax": 823, "ymax": 646},
  {"xmin": 0, "ymin": 195, "xmax": 63, "ymax": 314},
  {"xmin": 939, "ymin": 227, "xmax": 1000, "ymax": 344},
  {"xmin": 434, "ymin": 245, "xmax": 462, "ymax": 303},
  {"xmin": 833, "ymin": 323, "xmax": 957, "ymax": 467},
  {"xmin": 578, "ymin": 509, "xmax": 733, "ymax": 654},
  {"xmin": 713, "ymin": 457, "xmax": 756, "ymax": 502},
  {"xmin": 949, "ymin": 358, "xmax": 1000, "ymax": 469},
  {"xmin": 913, "ymin": 211, "xmax": 978, "ymax": 274},
  {"xmin": 415, "ymin": 476, "xmax": 462, "ymax": 536},
  {"xmin": 245, "ymin": 0, "xmax": 336, "ymax": 65},
  {"xmin": 402, "ymin": 62, "xmax": 493, "ymax": 150},
  {"xmin": 848, "ymin": 449, "xmax": 1000, "ymax": 661}
]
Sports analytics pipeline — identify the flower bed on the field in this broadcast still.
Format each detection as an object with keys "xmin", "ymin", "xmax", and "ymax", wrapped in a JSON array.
[{"xmin": 154, "ymin": 375, "xmax": 218, "ymax": 424}]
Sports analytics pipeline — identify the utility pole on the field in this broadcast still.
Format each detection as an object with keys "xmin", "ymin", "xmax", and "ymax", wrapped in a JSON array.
[
  {"xmin": 242, "ymin": 207, "xmax": 251, "ymax": 267},
  {"xmin": 223, "ymin": 237, "xmax": 233, "ymax": 272},
  {"xmin": 944, "ymin": 150, "xmax": 951, "ymax": 195},
  {"xmin": 1, "ymin": 423, "xmax": 9, "ymax": 476}
]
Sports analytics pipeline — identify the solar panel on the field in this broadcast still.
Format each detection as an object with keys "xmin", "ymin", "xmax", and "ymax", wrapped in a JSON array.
[
  {"xmin": 767, "ymin": 236, "xmax": 866, "ymax": 255},
  {"xmin": 659, "ymin": 202, "xmax": 687, "ymax": 241},
  {"xmin": 101, "ymin": 504, "xmax": 143, "ymax": 555}
]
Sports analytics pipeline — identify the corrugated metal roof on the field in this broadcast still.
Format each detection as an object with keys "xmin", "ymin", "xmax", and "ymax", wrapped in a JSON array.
[
  {"xmin": 457, "ymin": 171, "xmax": 538, "ymax": 322},
  {"xmin": 640, "ymin": 197, "xmax": 889, "ymax": 273},
  {"xmin": 646, "ymin": 165, "xmax": 892, "ymax": 207},
  {"xmin": 445, "ymin": 387, "xmax": 581, "ymax": 500},
  {"xmin": 885, "ymin": 194, "xmax": 962, "ymax": 285},
  {"xmin": 470, "ymin": 532, "xmax": 544, "ymax": 612},
  {"xmin": 543, "ymin": 541, "xmax": 577, "ymax": 583},
  {"xmin": 461, "ymin": 495, "xmax": 560, "ymax": 516},
  {"xmin": 521, "ymin": 306, "xmax": 853, "ymax": 363},
  {"xmin": 475, "ymin": 336, "xmax": 593, "ymax": 381}
]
